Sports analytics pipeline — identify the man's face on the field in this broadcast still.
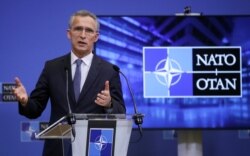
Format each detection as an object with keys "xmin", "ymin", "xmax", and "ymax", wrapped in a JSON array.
[{"xmin": 67, "ymin": 16, "xmax": 99, "ymax": 57}]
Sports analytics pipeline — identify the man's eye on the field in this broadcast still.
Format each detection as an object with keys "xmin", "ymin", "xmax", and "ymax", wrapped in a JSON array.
[
  {"xmin": 72, "ymin": 27, "xmax": 95, "ymax": 35},
  {"xmin": 85, "ymin": 28, "xmax": 94, "ymax": 33},
  {"xmin": 74, "ymin": 27, "xmax": 83, "ymax": 31}
]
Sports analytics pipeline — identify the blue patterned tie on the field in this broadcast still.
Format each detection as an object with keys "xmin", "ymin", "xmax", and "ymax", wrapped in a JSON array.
[{"xmin": 73, "ymin": 59, "xmax": 82, "ymax": 102}]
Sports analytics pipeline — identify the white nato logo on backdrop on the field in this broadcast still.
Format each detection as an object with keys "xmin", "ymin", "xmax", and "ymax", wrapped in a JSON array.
[
  {"xmin": 143, "ymin": 46, "xmax": 242, "ymax": 98},
  {"xmin": 154, "ymin": 56, "xmax": 182, "ymax": 88}
]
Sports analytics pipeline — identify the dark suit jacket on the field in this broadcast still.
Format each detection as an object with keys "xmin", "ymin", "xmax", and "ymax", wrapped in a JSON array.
[{"xmin": 19, "ymin": 53, "xmax": 126, "ymax": 156}]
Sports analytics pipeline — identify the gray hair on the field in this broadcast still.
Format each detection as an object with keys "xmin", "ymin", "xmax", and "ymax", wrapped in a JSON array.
[{"xmin": 68, "ymin": 10, "xmax": 100, "ymax": 31}]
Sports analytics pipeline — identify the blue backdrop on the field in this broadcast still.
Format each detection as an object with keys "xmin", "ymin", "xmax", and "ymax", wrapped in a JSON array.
[{"xmin": 1, "ymin": 1, "xmax": 250, "ymax": 156}]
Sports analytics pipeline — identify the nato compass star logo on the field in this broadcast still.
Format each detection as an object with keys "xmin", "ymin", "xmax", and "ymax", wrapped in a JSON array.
[
  {"xmin": 154, "ymin": 57, "xmax": 183, "ymax": 89},
  {"xmin": 88, "ymin": 128, "xmax": 114, "ymax": 156},
  {"xmin": 143, "ymin": 47, "xmax": 193, "ymax": 97},
  {"xmin": 94, "ymin": 135, "xmax": 108, "ymax": 151}
]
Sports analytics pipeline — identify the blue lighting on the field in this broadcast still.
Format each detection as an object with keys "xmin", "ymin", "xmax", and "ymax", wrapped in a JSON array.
[
  {"xmin": 99, "ymin": 34, "xmax": 127, "ymax": 47},
  {"xmin": 99, "ymin": 19, "xmax": 134, "ymax": 37},
  {"xmin": 99, "ymin": 18, "xmax": 149, "ymax": 43},
  {"xmin": 95, "ymin": 48, "xmax": 120, "ymax": 59},
  {"xmin": 99, "ymin": 34, "xmax": 142, "ymax": 54},
  {"xmin": 122, "ymin": 17, "xmax": 140, "ymax": 27},
  {"xmin": 222, "ymin": 37, "xmax": 229, "ymax": 44}
]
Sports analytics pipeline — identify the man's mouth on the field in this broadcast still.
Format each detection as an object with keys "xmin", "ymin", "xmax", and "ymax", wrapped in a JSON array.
[{"xmin": 78, "ymin": 41, "xmax": 86, "ymax": 46}]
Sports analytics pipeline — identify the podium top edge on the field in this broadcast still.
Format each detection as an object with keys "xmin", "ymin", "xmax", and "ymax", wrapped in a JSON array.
[
  {"xmin": 74, "ymin": 113, "xmax": 134, "ymax": 120},
  {"xmin": 35, "ymin": 113, "xmax": 138, "ymax": 139}
]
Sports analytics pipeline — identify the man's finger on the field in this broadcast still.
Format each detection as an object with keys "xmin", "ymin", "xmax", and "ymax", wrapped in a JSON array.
[
  {"xmin": 14, "ymin": 77, "xmax": 22, "ymax": 87},
  {"xmin": 97, "ymin": 93, "xmax": 106, "ymax": 100},
  {"xmin": 104, "ymin": 80, "xmax": 109, "ymax": 91}
]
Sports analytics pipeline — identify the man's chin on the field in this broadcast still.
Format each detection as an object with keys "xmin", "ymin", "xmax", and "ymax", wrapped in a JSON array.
[{"xmin": 74, "ymin": 49, "xmax": 91, "ymax": 56}]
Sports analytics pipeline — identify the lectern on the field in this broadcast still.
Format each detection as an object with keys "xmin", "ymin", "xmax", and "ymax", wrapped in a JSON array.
[{"xmin": 35, "ymin": 114, "xmax": 133, "ymax": 156}]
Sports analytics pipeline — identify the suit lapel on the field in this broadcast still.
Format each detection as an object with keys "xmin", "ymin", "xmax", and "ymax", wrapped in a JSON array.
[{"xmin": 78, "ymin": 55, "xmax": 101, "ymax": 102}]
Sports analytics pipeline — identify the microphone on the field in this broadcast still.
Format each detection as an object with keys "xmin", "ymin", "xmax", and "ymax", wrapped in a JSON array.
[
  {"xmin": 65, "ymin": 67, "xmax": 76, "ymax": 139},
  {"xmin": 113, "ymin": 65, "xmax": 144, "ymax": 136}
]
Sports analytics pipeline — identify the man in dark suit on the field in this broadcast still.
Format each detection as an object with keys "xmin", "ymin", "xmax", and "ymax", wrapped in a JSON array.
[{"xmin": 13, "ymin": 10, "xmax": 126, "ymax": 156}]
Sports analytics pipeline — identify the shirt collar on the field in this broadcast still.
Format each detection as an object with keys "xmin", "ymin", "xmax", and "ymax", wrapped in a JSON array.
[{"xmin": 71, "ymin": 51, "xmax": 93, "ymax": 67}]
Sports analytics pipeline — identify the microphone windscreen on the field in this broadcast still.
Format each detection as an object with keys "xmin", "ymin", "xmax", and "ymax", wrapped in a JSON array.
[{"xmin": 113, "ymin": 65, "xmax": 120, "ymax": 72}]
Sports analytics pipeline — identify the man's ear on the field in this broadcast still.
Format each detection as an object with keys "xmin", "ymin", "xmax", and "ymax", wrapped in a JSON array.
[
  {"xmin": 66, "ymin": 29, "xmax": 71, "ymax": 39},
  {"xmin": 94, "ymin": 33, "xmax": 99, "ymax": 42}
]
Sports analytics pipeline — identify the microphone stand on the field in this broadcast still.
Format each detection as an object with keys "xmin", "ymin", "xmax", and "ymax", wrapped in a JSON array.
[
  {"xmin": 113, "ymin": 65, "xmax": 144, "ymax": 139},
  {"xmin": 65, "ymin": 68, "xmax": 76, "ymax": 141}
]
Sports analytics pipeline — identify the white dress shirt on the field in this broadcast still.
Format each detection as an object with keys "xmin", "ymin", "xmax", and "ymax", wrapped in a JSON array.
[{"xmin": 71, "ymin": 52, "xmax": 93, "ymax": 92}]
